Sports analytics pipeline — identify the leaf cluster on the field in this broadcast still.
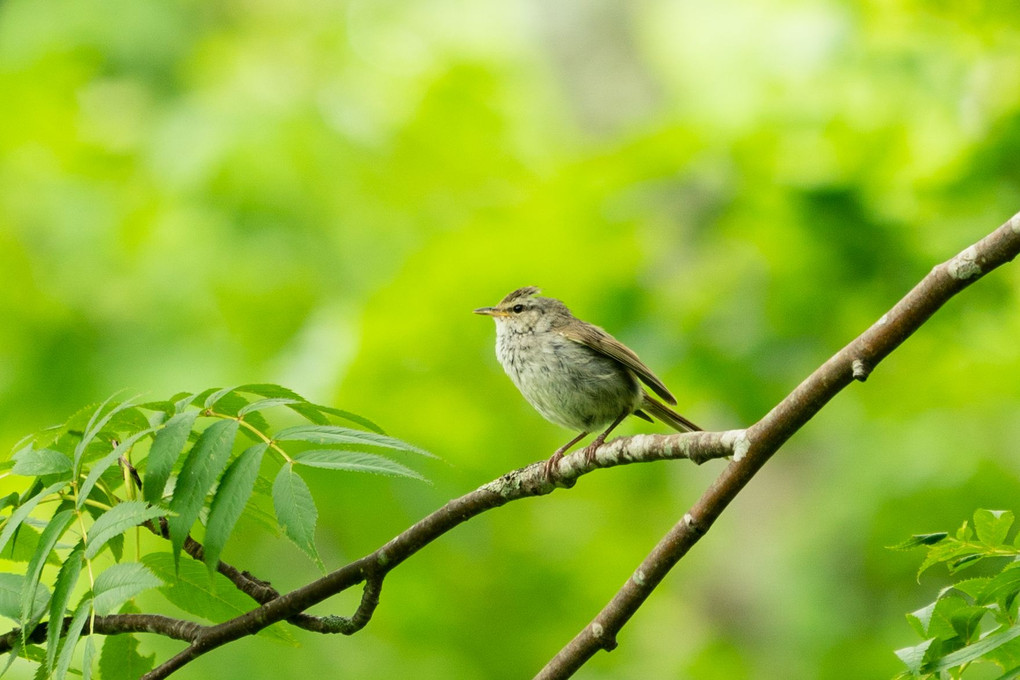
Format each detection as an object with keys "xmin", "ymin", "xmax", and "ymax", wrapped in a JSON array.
[
  {"xmin": 0, "ymin": 384, "xmax": 431, "ymax": 679},
  {"xmin": 893, "ymin": 509, "xmax": 1020, "ymax": 680}
]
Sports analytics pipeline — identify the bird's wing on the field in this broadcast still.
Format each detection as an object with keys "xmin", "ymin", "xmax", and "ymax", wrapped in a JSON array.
[{"xmin": 557, "ymin": 322, "xmax": 677, "ymax": 405}]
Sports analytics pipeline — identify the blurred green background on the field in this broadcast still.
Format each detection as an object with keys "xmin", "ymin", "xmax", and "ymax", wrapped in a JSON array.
[{"xmin": 2, "ymin": 0, "xmax": 1019, "ymax": 678}]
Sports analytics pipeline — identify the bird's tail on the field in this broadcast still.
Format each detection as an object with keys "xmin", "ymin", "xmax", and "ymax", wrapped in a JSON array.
[{"xmin": 640, "ymin": 394, "xmax": 701, "ymax": 432}]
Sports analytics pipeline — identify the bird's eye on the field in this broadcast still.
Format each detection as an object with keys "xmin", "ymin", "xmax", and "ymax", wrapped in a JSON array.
[{"xmin": 511, "ymin": 304, "xmax": 524, "ymax": 313}]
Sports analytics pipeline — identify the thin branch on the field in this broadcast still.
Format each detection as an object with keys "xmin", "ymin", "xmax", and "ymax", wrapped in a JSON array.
[
  {"xmin": 0, "ymin": 614, "xmax": 200, "ymax": 653},
  {"xmin": 139, "ymin": 427, "xmax": 734, "ymax": 679},
  {"xmin": 536, "ymin": 210, "xmax": 1020, "ymax": 678}
]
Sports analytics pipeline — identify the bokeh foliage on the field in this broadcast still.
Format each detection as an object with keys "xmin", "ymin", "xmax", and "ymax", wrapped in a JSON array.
[{"xmin": 1, "ymin": 0, "xmax": 1019, "ymax": 678}]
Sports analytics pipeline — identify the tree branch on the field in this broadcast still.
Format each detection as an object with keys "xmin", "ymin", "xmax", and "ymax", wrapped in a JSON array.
[
  {"xmin": 0, "ymin": 614, "xmax": 200, "ymax": 653},
  {"xmin": 138, "ymin": 425, "xmax": 735, "ymax": 679},
  {"xmin": 536, "ymin": 210, "xmax": 1020, "ymax": 678}
]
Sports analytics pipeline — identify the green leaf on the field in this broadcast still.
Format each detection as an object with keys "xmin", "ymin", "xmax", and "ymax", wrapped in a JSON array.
[
  {"xmin": 82, "ymin": 636, "xmax": 97, "ymax": 680},
  {"xmin": 54, "ymin": 599, "xmax": 91, "ymax": 680},
  {"xmin": 294, "ymin": 449, "xmax": 426, "ymax": 481},
  {"xmin": 11, "ymin": 448, "xmax": 72, "ymax": 478},
  {"xmin": 273, "ymin": 464, "xmax": 322, "ymax": 569},
  {"xmin": 92, "ymin": 562, "xmax": 162, "ymax": 615},
  {"xmin": 237, "ymin": 398, "xmax": 301, "ymax": 416},
  {"xmin": 917, "ymin": 538, "xmax": 977, "ymax": 579},
  {"xmin": 21, "ymin": 509, "xmax": 74, "ymax": 637},
  {"xmin": 975, "ymin": 509, "xmax": 1015, "ymax": 547},
  {"xmin": 203, "ymin": 443, "xmax": 267, "ymax": 573},
  {"xmin": 933, "ymin": 621, "xmax": 1020, "ymax": 671},
  {"xmin": 0, "ymin": 492, "xmax": 19, "ymax": 514},
  {"xmin": 84, "ymin": 501, "xmax": 166, "ymax": 560},
  {"xmin": 907, "ymin": 601, "xmax": 936, "ymax": 638},
  {"xmin": 954, "ymin": 577, "xmax": 993, "ymax": 600},
  {"xmin": 232, "ymin": 384, "xmax": 328, "ymax": 427},
  {"xmin": 98, "ymin": 604, "xmax": 155, "ymax": 680},
  {"xmin": 141, "ymin": 552, "xmax": 297, "ymax": 644},
  {"xmin": 204, "ymin": 385, "xmax": 241, "ymax": 409},
  {"xmin": 274, "ymin": 425, "xmax": 435, "ymax": 458},
  {"xmin": 895, "ymin": 638, "xmax": 935, "ymax": 674},
  {"xmin": 143, "ymin": 410, "xmax": 198, "ymax": 505},
  {"xmin": 312, "ymin": 405, "xmax": 385, "ymax": 433},
  {"xmin": 167, "ymin": 419, "xmax": 239, "ymax": 566},
  {"xmin": 77, "ymin": 428, "xmax": 156, "ymax": 509},
  {"xmin": 73, "ymin": 396, "xmax": 137, "ymax": 476},
  {"xmin": 0, "ymin": 482, "xmax": 67, "ymax": 557},
  {"xmin": 47, "ymin": 546, "xmax": 84, "ymax": 673},
  {"xmin": 889, "ymin": 532, "xmax": 950, "ymax": 551},
  {"xmin": 0, "ymin": 574, "xmax": 49, "ymax": 623},
  {"xmin": 978, "ymin": 563, "xmax": 1020, "ymax": 607}
]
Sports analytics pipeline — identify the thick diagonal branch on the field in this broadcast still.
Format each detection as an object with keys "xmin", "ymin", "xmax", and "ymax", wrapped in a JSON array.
[{"xmin": 536, "ymin": 211, "xmax": 1020, "ymax": 678}]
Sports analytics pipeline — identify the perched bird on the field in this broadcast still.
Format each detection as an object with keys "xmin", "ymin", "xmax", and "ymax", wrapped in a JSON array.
[{"xmin": 474, "ymin": 286, "xmax": 700, "ymax": 477}]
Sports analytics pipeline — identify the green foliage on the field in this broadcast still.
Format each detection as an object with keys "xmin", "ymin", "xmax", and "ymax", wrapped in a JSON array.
[
  {"xmin": 894, "ymin": 510, "xmax": 1020, "ymax": 679},
  {"xmin": 0, "ymin": 385, "xmax": 429, "ymax": 678}
]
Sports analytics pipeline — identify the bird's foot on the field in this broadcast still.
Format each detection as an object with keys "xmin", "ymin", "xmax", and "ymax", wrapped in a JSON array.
[
  {"xmin": 581, "ymin": 437, "xmax": 607, "ymax": 465},
  {"xmin": 543, "ymin": 450, "xmax": 565, "ymax": 480}
]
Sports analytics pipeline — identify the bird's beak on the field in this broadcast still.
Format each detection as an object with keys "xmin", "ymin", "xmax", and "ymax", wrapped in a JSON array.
[{"xmin": 473, "ymin": 306, "xmax": 507, "ymax": 317}]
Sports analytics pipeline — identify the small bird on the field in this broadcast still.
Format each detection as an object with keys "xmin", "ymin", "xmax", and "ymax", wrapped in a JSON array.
[{"xmin": 474, "ymin": 286, "xmax": 700, "ymax": 477}]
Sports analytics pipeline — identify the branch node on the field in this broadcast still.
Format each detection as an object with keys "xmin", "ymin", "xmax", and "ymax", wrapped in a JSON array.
[
  {"xmin": 851, "ymin": 358, "xmax": 871, "ymax": 382},
  {"xmin": 720, "ymin": 429, "xmax": 750, "ymax": 461},
  {"xmin": 948, "ymin": 244, "xmax": 982, "ymax": 280},
  {"xmin": 683, "ymin": 513, "xmax": 704, "ymax": 537},
  {"xmin": 632, "ymin": 569, "xmax": 646, "ymax": 586}
]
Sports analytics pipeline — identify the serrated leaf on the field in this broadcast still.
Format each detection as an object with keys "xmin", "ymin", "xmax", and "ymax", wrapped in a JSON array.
[
  {"xmin": 204, "ymin": 443, "xmax": 267, "ymax": 573},
  {"xmin": 274, "ymin": 425, "xmax": 435, "ymax": 459},
  {"xmin": 167, "ymin": 419, "xmax": 238, "ymax": 565},
  {"xmin": 895, "ymin": 638, "xmax": 935, "ymax": 674},
  {"xmin": 313, "ymin": 405, "xmax": 385, "ymax": 433},
  {"xmin": 73, "ymin": 396, "xmax": 137, "ymax": 476},
  {"xmin": 0, "ymin": 482, "xmax": 67, "ymax": 557},
  {"xmin": 925, "ymin": 594, "xmax": 972, "ymax": 640},
  {"xmin": 144, "ymin": 411, "xmax": 198, "ymax": 505},
  {"xmin": 204, "ymin": 386, "xmax": 241, "ymax": 409},
  {"xmin": 294, "ymin": 449, "xmax": 426, "ymax": 481},
  {"xmin": 54, "ymin": 599, "xmax": 91, "ymax": 680},
  {"xmin": 907, "ymin": 601, "xmax": 937, "ymax": 638},
  {"xmin": 11, "ymin": 448, "xmax": 72, "ymax": 478},
  {"xmin": 917, "ymin": 538, "xmax": 976, "ymax": 579},
  {"xmin": 21, "ymin": 509, "xmax": 73, "ymax": 639},
  {"xmin": 933, "ymin": 621, "xmax": 1020, "ymax": 671},
  {"xmin": 141, "ymin": 553, "xmax": 297, "ymax": 644},
  {"xmin": 82, "ymin": 636, "xmax": 96, "ymax": 680},
  {"xmin": 949, "ymin": 603, "xmax": 988, "ymax": 642},
  {"xmin": 979, "ymin": 563, "xmax": 1020, "ymax": 607},
  {"xmin": 975, "ymin": 510, "xmax": 1015, "ymax": 547},
  {"xmin": 950, "ymin": 553, "xmax": 984, "ymax": 573},
  {"xmin": 92, "ymin": 562, "xmax": 162, "ymax": 615},
  {"xmin": 889, "ymin": 532, "xmax": 949, "ymax": 551},
  {"xmin": 77, "ymin": 428, "xmax": 156, "ymax": 509},
  {"xmin": 230, "ymin": 384, "xmax": 326, "ymax": 426},
  {"xmin": 954, "ymin": 577, "xmax": 993, "ymax": 600},
  {"xmin": 47, "ymin": 546, "xmax": 83, "ymax": 673},
  {"xmin": 0, "ymin": 574, "xmax": 48, "ymax": 623},
  {"xmin": 273, "ymin": 464, "xmax": 322, "ymax": 570},
  {"xmin": 237, "ymin": 398, "xmax": 301, "ymax": 416},
  {"xmin": 84, "ymin": 501, "xmax": 166, "ymax": 560}
]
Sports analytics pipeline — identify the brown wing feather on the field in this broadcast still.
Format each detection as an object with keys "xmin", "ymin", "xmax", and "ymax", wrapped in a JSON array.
[{"xmin": 557, "ymin": 322, "xmax": 678, "ymax": 405}]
